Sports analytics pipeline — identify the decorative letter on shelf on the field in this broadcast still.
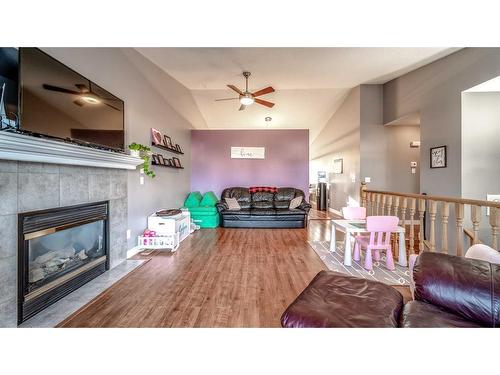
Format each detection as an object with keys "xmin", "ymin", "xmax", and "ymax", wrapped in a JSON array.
[{"xmin": 230, "ymin": 147, "xmax": 266, "ymax": 159}]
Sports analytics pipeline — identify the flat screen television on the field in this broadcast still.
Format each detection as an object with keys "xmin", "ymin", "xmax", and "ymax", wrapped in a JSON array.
[{"xmin": 19, "ymin": 48, "xmax": 125, "ymax": 151}]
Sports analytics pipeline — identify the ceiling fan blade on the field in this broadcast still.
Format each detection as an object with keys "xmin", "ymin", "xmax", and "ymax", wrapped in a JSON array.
[
  {"xmin": 252, "ymin": 86, "xmax": 275, "ymax": 97},
  {"xmin": 215, "ymin": 97, "xmax": 239, "ymax": 101},
  {"xmin": 73, "ymin": 99, "xmax": 85, "ymax": 107},
  {"xmin": 227, "ymin": 84, "xmax": 243, "ymax": 95},
  {"xmin": 75, "ymin": 83, "xmax": 90, "ymax": 93},
  {"xmin": 255, "ymin": 98, "xmax": 275, "ymax": 108},
  {"xmin": 42, "ymin": 84, "xmax": 80, "ymax": 95},
  {"xmin": 103, "ymin": 102, "xmax": 121, "ymax": 111},
  {"xmin": 239, "ymin": 104, "xmax": 247, "ymax": 111}
]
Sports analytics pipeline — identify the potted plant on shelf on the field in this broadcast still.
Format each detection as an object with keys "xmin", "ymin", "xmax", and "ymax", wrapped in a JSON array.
[{"xmin": 128, "ymin": 143, "xmax": 155, "ymax": 178}]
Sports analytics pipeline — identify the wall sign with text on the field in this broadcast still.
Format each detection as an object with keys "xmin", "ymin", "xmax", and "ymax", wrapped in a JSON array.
[{"xmin": 230, "ymin": 147, "xmax": 266, "ymax": 159}]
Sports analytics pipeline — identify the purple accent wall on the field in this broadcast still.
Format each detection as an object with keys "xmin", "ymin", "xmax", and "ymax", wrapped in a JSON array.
[{"xmin": 191, "ymin": 129, "xmax": 310, "ymax": 199}]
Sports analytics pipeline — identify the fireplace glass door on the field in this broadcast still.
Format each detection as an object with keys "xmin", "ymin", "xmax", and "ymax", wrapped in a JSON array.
[{"xmin": 27, "ymin": 220, "xmax": 106, "ymax": 293}]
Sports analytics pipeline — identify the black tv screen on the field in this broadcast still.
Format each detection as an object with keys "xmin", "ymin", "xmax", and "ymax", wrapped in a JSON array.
[{"xmin": 19, "ymin": 48, "xmax": 125, "ymax": 151}]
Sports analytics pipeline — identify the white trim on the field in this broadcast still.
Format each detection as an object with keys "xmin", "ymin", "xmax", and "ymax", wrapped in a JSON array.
[
  {"xmin": 329, "ymin": 207, "xmax": 342, "ymax": 216},
  {"xmin": 0, "ymin": 131, "xmax": 143, "ymax": 170},
  {"xmin": 127, "ymin": 246, "xmax": 143, "ymax": 259}
]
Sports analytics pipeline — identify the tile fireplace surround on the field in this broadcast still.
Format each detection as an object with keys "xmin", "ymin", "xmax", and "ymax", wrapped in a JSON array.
[{"xmin": 0, "ymin": 159, "xmax": 128, "ymax": 327}]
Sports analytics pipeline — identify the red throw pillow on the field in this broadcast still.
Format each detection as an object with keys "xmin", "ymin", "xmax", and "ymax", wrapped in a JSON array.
[{"xmin": 248, "ymin": 186, "xmax": 278, "ymax": 194}]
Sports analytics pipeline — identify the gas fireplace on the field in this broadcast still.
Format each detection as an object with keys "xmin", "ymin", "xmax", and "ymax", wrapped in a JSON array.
[{"xmin": 18, "ymin": 201, "xmax": 109, "ymax": 324}]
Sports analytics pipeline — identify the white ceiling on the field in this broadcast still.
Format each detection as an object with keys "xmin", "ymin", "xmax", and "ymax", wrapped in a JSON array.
[{"xmin": 137, "ymin": 48, "xmax": 459, "ymax": 141}]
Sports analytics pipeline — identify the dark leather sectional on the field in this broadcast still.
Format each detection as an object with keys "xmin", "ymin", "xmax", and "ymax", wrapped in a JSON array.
[
  {"xmin": 281, "ymin": 252, "xmax": 500, "ymax": 328},
  {"xmin": 216, "ymin": 187, "xmax": 311, "ymax": 228}
]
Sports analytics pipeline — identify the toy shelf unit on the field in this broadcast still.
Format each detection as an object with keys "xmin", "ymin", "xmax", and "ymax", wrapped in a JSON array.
[
  {"xmin": 138, "ymin": 210, "xmax": 191, "ymax": 252},
  {"xmin": 137, "ymin": 233, "xmax": 180, "ymax": 251}
]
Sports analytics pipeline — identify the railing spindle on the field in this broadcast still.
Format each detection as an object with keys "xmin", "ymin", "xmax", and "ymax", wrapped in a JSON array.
[
  {"xmin": 471, "ymin": 205, "xmax": 482, "ymax": 245},
  {"xmin": 369, "ymin": 192, "xmax": 374, "ymax": 216},
  {"xmin": 393, "ymin": 196, "xmax": 400, "ymax": 220},
  {"xmin": 361, "ymin": 184, "xmax": 367, "ymax": 208},
  {"xmin": 429, "ymin": 200, "xmax": 437, "ymax": 251},
  {"xmin": 418, "ymin": 199, "xmax": 426, "ymax": 253},
  {"xmin": 441, "ymin": 202, "xmax": 450, "ymax": 254},
  {"xmin": 386, "ymin": 195, "xmax": 392, "ymax": 217},
  {"xmin": 490, "ymin": 207, "xmax": 499, "ymax": 250},
  {"xmin": 455, "ymin": 203, "xmax": 464, "ymax": 256},
  {"xmin": 408, "ymin": 198, "xmax": 415, "ymax": 254},
  {"xmin": 375, "ymin": 194, "xmax": 381, "ymax": 215},
  {"xmin": 381, "ymin": 195, "xmax": 387, "ymax": 216}
]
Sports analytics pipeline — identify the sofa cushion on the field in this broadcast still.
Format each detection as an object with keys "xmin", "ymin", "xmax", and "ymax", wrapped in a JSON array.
[
  {"xmin": 275, "ymin": 187, "xmax": 298, "ymax": 201},
  {"xmin": 281, "ymin": 270, "xmax": 404, "ymax": 328},
  {"xmin": 220, "ymin": 209, "xmax": 252, "ymax": 219},
  {"xmin": 252, "ymin": 201, "xmax": 274, "ymax": 209},
  {"xmin": 251, "ymin": 191, "xmax": 275, "ymax": 202},
  {"xmin": 413, "ymin": 252, "xmax": 500, "ymax": 327},
  {"xmin": 274, "ymin": 200, "xmax": 291, "ymax": 209},
  {"xmin": 250, "ymin": 208, "xmax": 276, "ymax": 216},
  {"xmin": 183, "ymin": 191, "xmax": 203, "ymax": 208},
  {"xmin": 400, "ymin": 300, "xmax": 483, "ymax": 328},
  {"xmin": 275, "ymin": 209, "xmax": 306, "ymax": 215},
  {"xmin": 221, "ymin": 187, "xmax": 252, "ymax": 209},
  {"xmin": 200, "ymin": 191, "xmax": 219, "ymax": 207}
]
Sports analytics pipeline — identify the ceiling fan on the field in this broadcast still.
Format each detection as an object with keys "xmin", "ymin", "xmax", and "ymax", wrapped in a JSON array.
[
  {"xmin": 215, "ymin": 71, "xmax": 275, "ymax": 111},
  {"xmin": 42, "ymin": 82, "xmax": 122, "ymax": 111}
]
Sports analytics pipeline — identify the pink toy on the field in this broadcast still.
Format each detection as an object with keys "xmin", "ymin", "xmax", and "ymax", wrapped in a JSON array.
[
  {"xmin": 142, "ymin": 230, "xmax": 157, "ymax": 245},
  {"xmin": 353, "ymin": 216, "xmax": 399, "ymax": 271},
  {"xmin": 342, "ymin": 206, "xmax": 367, "ymax": 220}
]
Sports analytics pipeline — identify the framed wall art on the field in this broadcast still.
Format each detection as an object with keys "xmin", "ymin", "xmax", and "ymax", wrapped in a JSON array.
[
  {"xmin": 333, "ymin": 158, "xmax": 343, "ymax": 174},
  {"xmin": 430, "ymin": 145, "xmax": 447, "ymax": 168},
  {"xmin": 151, "ymin": 128, "xmax": 162, "ymax": 145}
]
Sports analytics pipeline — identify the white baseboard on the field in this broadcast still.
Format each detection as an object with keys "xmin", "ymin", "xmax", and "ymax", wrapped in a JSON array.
[{"xmin": 127, "ymin": 246, "xmax": 142, "ymax": 259}]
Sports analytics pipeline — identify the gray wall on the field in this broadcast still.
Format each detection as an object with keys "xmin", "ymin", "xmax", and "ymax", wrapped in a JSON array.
[
  {"xmin": 43, "ymin": 48, "xmax": 201, "ymax": 249},
  {"xmin": 360, "ymin": 85, "xmax": 420, "ymax": 194},
  {"xmin": 385, "ymin": 125, "xmax": 420, "ymax": 193},
  {"xmin": 360, "ymin": 85, "xmax": 386, "ymax": 190},
  {"xmin": 462, "ymin": 91, "xmax": 500, "ymax": 244},
  {"xmin": 384, "ymin": 47, "xmax": 500, "ymax": 198},
  {"xmin": 310, "ymin": 87, "xmax": 361, "ymax": 211}
]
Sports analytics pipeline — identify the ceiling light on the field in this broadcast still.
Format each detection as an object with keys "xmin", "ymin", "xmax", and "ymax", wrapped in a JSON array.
[
  {"xmin": 265, "ymin": 117, "xmax": 272, "ymax": 122},
  {"xmin": 81, "ymin": 95, "xmax": 101, "ymax": 104},
  {"xmin": 239, "ymin": 94, "xmax": 254, "ymax": 106}
]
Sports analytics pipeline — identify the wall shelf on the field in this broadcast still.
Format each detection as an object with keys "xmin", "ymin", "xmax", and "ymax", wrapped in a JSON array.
[
  {"xmin": 151, "ymin": 161, "xmax": 184, "ymax": 170},
  {"xmin": 0, "ymin": 131, "xmax": 143, "ymax": 170},
  {"xmin": 152, "ymin": 143, "xmax": 184, "ymax": 155}
]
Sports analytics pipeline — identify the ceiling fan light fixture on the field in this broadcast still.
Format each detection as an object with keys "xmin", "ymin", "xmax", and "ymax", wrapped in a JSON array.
[
  {"xmin": 239, "ymin": 94, "xmax": 254, "ymax": 106},
  {"xmin": 81, "ymin": 95, "xmax": 101, "ymax": 104}
]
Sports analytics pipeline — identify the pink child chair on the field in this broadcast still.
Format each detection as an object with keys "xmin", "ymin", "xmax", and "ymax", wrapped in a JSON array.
[
  {"xmin": 342, "ymin": 206, "xmax": 367, "ymax": 220},
  {"xmin": 353, "ymin": 216, "xmax": 399, "ymax": 271}
]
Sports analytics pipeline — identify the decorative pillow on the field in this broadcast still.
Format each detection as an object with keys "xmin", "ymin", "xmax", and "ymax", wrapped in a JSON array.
[
  {"xmin": 289, "ymin": 196, "xmax": 303, "ymax": 209},
  {"xmin": 224, "ymin": 197, "xmax": 241, "ymax": 211},
  {"xmin": 248, "ymin": 186, "xmax": 278, "ymax": 194}
]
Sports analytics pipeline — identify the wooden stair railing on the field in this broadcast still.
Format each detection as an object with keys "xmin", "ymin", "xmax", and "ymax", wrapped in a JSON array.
[{"xmin": 360, "ymin": 182, "xmax": 500, "ymax": 256}]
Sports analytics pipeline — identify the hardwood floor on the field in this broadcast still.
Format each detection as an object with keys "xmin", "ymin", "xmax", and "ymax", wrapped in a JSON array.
[{"xmin": 58, "ymin": 210, "xmax": 410, "ymax": 327}]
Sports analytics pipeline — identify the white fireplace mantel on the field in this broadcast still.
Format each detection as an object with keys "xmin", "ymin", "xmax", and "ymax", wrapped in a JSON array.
[{"xmin": 0, "ymin": 131, "xmax": 143, "ymax": 170}]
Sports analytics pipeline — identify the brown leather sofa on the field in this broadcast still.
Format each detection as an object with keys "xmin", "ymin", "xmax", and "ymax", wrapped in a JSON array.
[{"xmin": 281, "ymin": 252, "xmax": 500, "ymax": 328}]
